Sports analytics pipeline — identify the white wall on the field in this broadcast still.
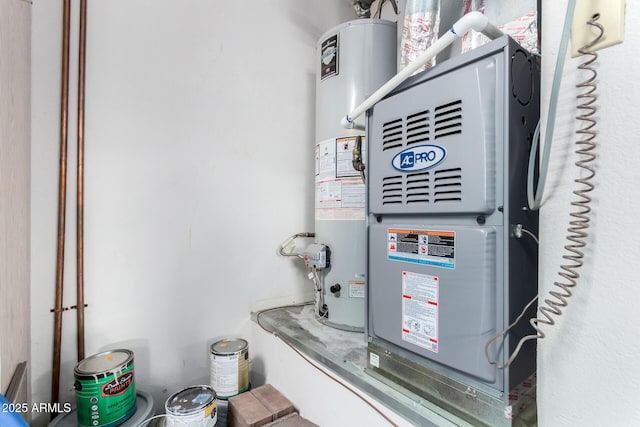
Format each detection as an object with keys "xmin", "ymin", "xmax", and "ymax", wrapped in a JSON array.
[
  {"xmin": 538, "ymin": 1, "xmax": 640, "ymax": 425},
  {"xmin": 0, "ymin": 0, "xmax": 31, "ymax": 401},
  {"xmin": 31, "ymin": 1, "xmax": 353, "ymax": 425}
]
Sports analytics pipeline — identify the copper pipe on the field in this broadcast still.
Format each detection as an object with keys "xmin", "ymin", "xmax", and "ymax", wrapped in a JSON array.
[
  {"xmin": 52, "ymin": 0, "xmax": 71, "ymax": 408},
  {"xmin": 77, "ymin": 0, "xmax": 87, "ymax": 362}
]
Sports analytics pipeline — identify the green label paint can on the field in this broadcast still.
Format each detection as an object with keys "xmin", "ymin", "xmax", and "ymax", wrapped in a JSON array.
[
  {"xmin": 209, "ymin": 338, "xmax": 249, "ymax": 399},
  {"xmin": 74, "ymin": 349, "xmax": 136, "ymax": 427}
]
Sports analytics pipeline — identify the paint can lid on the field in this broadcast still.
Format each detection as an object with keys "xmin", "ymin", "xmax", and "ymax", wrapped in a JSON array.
[
  {"xmin": 210, "ymin": 338, "xmax": 248, "ymax": 355},
  {"xmin": 75, "ymin": 349, "xmax": 133, "ymax": 376},
  {"xmin": 165, "ymin": 385, "xmax": 216, "ymax": 415}
]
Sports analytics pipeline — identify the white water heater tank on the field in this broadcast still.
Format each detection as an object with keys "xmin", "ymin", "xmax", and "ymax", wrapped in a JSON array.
[{"xmin": 315, "ymin": 19, "xmax": 396, "ymax": 331}]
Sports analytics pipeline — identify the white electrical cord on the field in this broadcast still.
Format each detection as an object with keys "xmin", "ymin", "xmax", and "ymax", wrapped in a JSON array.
[
  {"xmin": 527, "ymin": 0, "xmax": 576, "ymax": 210},
  {"xmin": 520, "ymin": 228, "xmax": 540, "ymax": 245},
  {"xmin": 278, "ymin": 233, "xmax": 328, "ymax": 318},
  {"xmin": 309, "ymin": 266, "xmax": 327, "ymax": 319},
  {"xmin": 485, "ymin": 227, "xmax": 539, "ymax": 369},
  {"xmin": 278, "ymin": 232, "xmax": 314, "ymax": 257}
]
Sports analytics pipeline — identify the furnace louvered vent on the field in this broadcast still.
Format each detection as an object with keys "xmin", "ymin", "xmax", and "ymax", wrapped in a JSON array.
[
  {"xmin": 406, "ymin": 171, "xmax": 430, "ymax": 203},
  {"xmin": 433, "ymin": 168, "xmax": 462, "ymax": 202},
  {"xmin": 383, "ymin": 100, "xmax": 460, "ymax": 149},
  {"xmin": 406, "ymin": 110, "xmax": 430, "ymax": 146},
  {"xmin": 434, "ymin": 100, "xmax": 462, "ymax": 139},
  {"xmin": 382, "ymin": 175, "xmax": 403, "ymax": 205},
  {"xmin": 381, "ymin": 172, "xmax": 432, "ymax": 205},
  {"xmin": 381, "ymin": 168, "xmax": 462, "ymax": 206},
  {"xmin": 382, "ymin": 118, "xmax": 403, "ymax": 151}
]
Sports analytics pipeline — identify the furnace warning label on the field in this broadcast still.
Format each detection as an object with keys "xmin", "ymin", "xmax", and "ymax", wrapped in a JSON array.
[
  {"xmin": 401, "ymin": 271, "xmax": 439, "ymax": 353},
  {"xmin": 387, "ymin": 228, "xmax": 455, "ymax": 269}
]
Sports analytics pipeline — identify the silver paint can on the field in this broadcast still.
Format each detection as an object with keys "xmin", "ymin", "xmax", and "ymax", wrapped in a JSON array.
[{"xmin": 164, "ymin": 385, "xmax": 217, "ymax": 427}]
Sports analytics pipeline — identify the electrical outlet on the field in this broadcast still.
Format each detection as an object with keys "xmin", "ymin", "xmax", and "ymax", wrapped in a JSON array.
[{"xmin": 571, "ymin": 0, "xmax": 625, "ymax": 57}]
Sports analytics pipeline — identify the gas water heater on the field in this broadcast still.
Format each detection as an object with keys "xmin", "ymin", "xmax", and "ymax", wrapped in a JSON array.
[
  {"xmin": 315, "ymin": 19, "xmax": 396, "ymax": 331},
  {"xmin": 366, "ymin": 35, "xmax": 540, "ymax": 425}
]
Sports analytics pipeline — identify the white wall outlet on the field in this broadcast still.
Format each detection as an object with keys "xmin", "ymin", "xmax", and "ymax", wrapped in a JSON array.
[{"xmin": 571, "ymin": 0, "xmax": 625, "ymax": 57}]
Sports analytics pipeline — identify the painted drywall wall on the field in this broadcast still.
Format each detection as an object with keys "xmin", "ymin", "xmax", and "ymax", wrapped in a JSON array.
[
  {"xmin": 0, "ymin": 0, "xmax": 31, "ymax": 402},
  {"xmin": 31, "ymin": 0, "xmax": 353, "ymax": 424},
  {"xmin": 538, "ymin": 1, "xmax": 640, "ymax": 425}
]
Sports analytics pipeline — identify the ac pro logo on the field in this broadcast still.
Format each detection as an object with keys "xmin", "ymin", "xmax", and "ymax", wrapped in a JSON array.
[{"xmin": 392, "ymin": 145, "xmax": 446, "ymax": 172}]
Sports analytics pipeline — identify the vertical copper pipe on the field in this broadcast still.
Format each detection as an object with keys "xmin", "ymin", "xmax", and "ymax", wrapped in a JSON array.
[
  {"xmin": 52, "ymin": 0, "xmax": 71, "ymax": 408},
  {"xmin": 77, "ymin": 0, "xmax": 87, "ymax": 362}
]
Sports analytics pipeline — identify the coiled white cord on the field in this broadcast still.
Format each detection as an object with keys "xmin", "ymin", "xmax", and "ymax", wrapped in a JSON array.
[
  {"xmin": 486, "ymin": 11, "xmax": 602, "ymax": 370},
  {"xmin": 531, "ymin": 12, "xmax": 601, "ymax": 338}
]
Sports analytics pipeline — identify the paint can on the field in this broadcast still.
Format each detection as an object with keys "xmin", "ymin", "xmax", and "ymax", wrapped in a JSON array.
[
  {"xmin": 209, "ymin": 338, "xmax": 249, "ymax": 399},
  {"xmin": 49, "ymin": 390, "xmax": 153, "ymax": 427},
  {"xmin": 74, "ymin": 349, "xmax": 136, "ymax": 427},
  {"xmin": 165, "ymin": 385, "xmax": 217, "ymax": 427}
]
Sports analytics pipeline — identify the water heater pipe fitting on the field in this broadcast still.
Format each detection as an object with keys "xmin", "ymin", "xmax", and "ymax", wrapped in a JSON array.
[{"xmin": 341, "ymin": 11, "xmax": 503, "ymax": 129}]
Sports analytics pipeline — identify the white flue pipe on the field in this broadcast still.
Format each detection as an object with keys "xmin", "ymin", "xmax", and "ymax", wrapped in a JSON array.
[{"xmin": 341, "ymin": 11, "xmax": 504, "ymax": 130}]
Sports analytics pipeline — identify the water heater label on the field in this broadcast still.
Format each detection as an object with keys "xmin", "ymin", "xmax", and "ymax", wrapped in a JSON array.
[
  {"xmin": 349, "ymin": 281, "xmax": 366, "ymax": 298},
  {"xmin": 320, "ymin": 34, "xmax": 339, "ymax": 80},
  {"xmin": 315, "ymin": 138, "xmax": 365, "ymax": 220},
  {"xmin": 401, "ymin": 271, "xmax": 439, "ymax": 353},
  {"xmin": 387, "ymin": 228, "xmax": 455, "ymax": 269}
]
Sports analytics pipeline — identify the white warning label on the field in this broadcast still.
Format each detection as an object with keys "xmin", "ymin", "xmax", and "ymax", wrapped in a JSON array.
[
  {"xmin": 401, "ymin": 271, "xmax": 439, "ymax": 353},
  {"xmin": 369, "ymin": 352, "xmax": 380, "ymax": 368},
  {"xmin": 349, "ymin": 281, "xmax": 366, "ymax": 298}
]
